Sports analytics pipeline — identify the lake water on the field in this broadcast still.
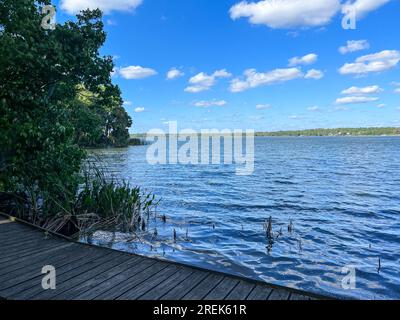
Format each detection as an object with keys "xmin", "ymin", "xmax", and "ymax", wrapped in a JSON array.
[{"xmin": 90, "ymin": 136, "xmax": 400, "ymax": 300}]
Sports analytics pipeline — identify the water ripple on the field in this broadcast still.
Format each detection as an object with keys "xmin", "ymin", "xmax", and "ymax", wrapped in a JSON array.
[{"xmin": 90, "ymin": 137, "xmax": 400, "ymax": 300}]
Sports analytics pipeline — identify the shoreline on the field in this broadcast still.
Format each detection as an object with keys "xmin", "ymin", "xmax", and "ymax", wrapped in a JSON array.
[
  {"xmin": 130, "ymin": 134, "xmax": 400, "ymax": 138},
  {"xmin": 130, "ymin": 127, "xmax": 400, "ymax": 138}
]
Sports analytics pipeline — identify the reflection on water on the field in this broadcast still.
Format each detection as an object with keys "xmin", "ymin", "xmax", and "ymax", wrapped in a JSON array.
[{"xmin": 87, "ymin": 137, "xmax": 400, "ymax": 299}]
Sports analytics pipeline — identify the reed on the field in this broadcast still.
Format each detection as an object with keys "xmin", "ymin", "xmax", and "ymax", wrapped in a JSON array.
[{"xmin": 1, "ymin": 161, "xmax": 159, "ymax": 240}]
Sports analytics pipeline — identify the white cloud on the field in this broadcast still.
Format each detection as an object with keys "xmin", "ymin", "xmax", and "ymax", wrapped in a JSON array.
[
  {"xmin": 305, "ymin": 69, "xmax": 324, "ymax": 80},
  {"xmin": 377, "ymin": 104, "xmax": 385, "ymax": 108},
  {"xmin": 339, "ymin": 50, "xmax": 400, "ymax": 75},
  {"xmin": 341, "ymin": 85, "xmax": 383, "ymax": 95},
  {"xmin": 111, "ymin": 67, "xmax": 118, "ymax": 77},
  {"xmin": 118, "ymin": 66, "xmax": 157, "ymax": 79},
  {"xmin": 289, "ymin": 53, "xmax": 318, "ymax": 66},
  {"xmin": 193, "ymin": 100, "xmax": 227, "ymax": 107},
  {"xmin": 167, "ymin": 68, "xmax": 184, "ymax": 80},
  {"xmin": 230, "ymin": 0, "xmax": 391, "ymax": 29},
  {"xmin": 334, "ymin": 106, "xmax": 349, "ymax": 111},
  {"xmin": 395, "ymin": 88, "xmax": 400, "ymax": 94},
  {"xmin": 230, "ymin": 67, "xmax": 303, "ymax": 92},
  {"xmin": 335, "ymin": 96, "xmax": 379, "ymax": 104},
  {"xmin": 289, "ymin": 115, "xmax": 304, "ymax": 120},
  {"xmin": 230, "ymin": 79, "xmax": 250, "ymax": 93},
  {"xmin": 185, "ymin": 69, "xmax": 232, "ymax": 93},
  {"xmin": 256, "ymin": 104, "xmax": 272, "ymax": 110},
  {"xmin": 135, "ymin": 107, "xmax": 145, "ymax": 113},
  {"xmin": 229, "ymin": 0, "xmax": 341, "ymax": 29},
  {"xmin": 123, "ymin": 100, "xmax": 132, "ymax": 106},
  {"xmin": 60, "ymin": 0, "xmax": 143, "ymax": 14},
  {"xmin": 307, "ymin": 106, "xmax": 320, "ymax": 112},
  {"xmin": 339, "ymin": 40, "xmax": 370, "ymax": 54},
  {"xmin": 342, "ymin": 0, "xmax": 391, "ymax": 20},
  {"xmin": 213, "ymin": 70, "xmax": 232, "ymax": 78}
]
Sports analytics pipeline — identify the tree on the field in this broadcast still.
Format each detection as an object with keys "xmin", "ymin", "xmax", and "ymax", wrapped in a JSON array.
[
  {"xmin": 72, "ymin": 85, "xmax": 132, "ymax": 148},
  {"xmin": 0, "ymin": 0, "xmax": 128, "ymax": 221}
]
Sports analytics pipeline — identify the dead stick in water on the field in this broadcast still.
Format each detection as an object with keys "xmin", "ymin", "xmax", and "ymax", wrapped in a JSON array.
[{"xmin": 267, "ymin": 216, "xmax": 273, "ymax": 239}]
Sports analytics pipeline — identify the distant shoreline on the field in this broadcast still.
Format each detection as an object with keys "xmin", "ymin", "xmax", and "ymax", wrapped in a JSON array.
[
  {"xmin": 254, "ymin": 127, "xmax": 400, "ymax": 137},
  {"xmin": 131, "ymin": 127, "xmax": 400, "ymax": 138}
]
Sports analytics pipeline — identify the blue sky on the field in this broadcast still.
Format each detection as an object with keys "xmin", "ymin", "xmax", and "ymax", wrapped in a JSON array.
[{"xmin": 53, "ymin": 0, "xmax": 400, "ymax": 133}]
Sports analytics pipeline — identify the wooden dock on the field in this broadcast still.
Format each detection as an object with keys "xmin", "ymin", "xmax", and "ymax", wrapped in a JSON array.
[{"xmin": 0, "ymin": 214, "xmax": 328, "ymax": 300}]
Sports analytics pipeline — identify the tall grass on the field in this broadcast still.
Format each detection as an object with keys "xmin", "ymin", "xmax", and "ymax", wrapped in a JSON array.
[
  {"xmin": 1, "ymin": 161, "xmax": 159, "ymax": 239},
  {"xmin": 75, "ymin": 163, "xmax": 159, "ymax": 238}
]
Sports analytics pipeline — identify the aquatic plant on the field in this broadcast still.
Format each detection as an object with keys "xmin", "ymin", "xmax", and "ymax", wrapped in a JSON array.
[
  {"xmin": 288, "ymin": 220, "xmax": 294, "ymax": 233},
  {"xmin": 74, "ymin": 163, "xmax": 159, "ymax": 238},
  {"xmin": 1, "ymin": 161, "xmax": 159, "ymax": 240},
  {"xmin": 263, "ymin": 216, "xmax": 275, "ymax": 253},
  {"xmin": 266, "ymin": 216, "xmax": 273, "ymax": 239}
]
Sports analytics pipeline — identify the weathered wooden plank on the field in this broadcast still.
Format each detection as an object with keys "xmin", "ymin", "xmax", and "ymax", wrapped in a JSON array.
[
  {"xmin": 117, "ymin": 265, "xmax": 180, "ymax": 300},
  {"xmin": 0, "ymin": 244, "xmax": 96, "ymax": 293},
  {"xmin": 0, "ymin": 229, "xmax": 58, "ymax": 250},
  {"xmin": 0, "ymin": 219, "xmax": 14, "ymax": 225},
  {"xmin": 10, "ymin": 248, "xmax": 110, "ymax": 300},
  {"xmin": 94, "ymin": 261, "xmax": 169, "ymax": 300},
  {"xmin": 0, "ymin": 218, "xmax": 323, "ymax": 301},
  {"xmin": 0, "ymin": 221, "xmax": 18, "ymax": 231},
  {"xmin": 0, "ymin": 227, "xmax": 45, "ymax": 244},
  {"xmin": 138, "ymin": 267, "xmax": 195, "ymax": 300},
  {"xmin": 246, "ymin": 285, "xmax": 273, "ymax": 300},
  {"xmin": 0, "ymin": 233, "xmax": 47, "ymax": 249},
  {"xmin": 160, "ymin": 269, "xmax": 209, "ymax": 300},
  {"xmin": 0, "ymin": 243, "xmax": 74, "ymax": 278},
  {"xmin": 51, "ymin": 254, "xmax": 136, "ymax": 300},
  {"xmin": 0, "ymin": 238, "xmax": 66, "ymax": 264},
  {"xmin": 204, "ymin": 277, "xmax": 239, "ymax": 300},
  {"xmin": 0, "ymin": 226, "xmax": 53, "ymax": 242},
  {"xmin": 0, "ymin": 239, "xmax": 55, "ymax": 258},
  {"xmin": 182, "ymin": 273, "xmax": 225, "ymax": 300},
  {"xmin": 0, "ymin": 223, "xmax": 35, "ymax": 236},
  {"xmin": 75, "ymin": 258, "xmax": 156, "ymax": 300},
  {"xmin": 289, "ymin": 292, "xmax": 310, "ymax": 300},
  {"xmin": 32, "ymin": 251, "xmax": 128, "ymax": 300},
  {"xmin": 225, "ymin": 280, "xmax": 255, "ymax": 300},
  {"xmin": 58, "ymin": 255, "xmax": 145, "ymax": 300},
  {"xmin": 0, "ymin": 247, "xmax": 99, "ymax": 298},
  {"xmin": 0, "ymin": 240, "xmax": 55, "ymax": 259},
  {"xmin": 268, "ymin": 288, "xmax": 291, "ymax": 300},
  {"xmin": 0, "ymin": 224, "xmax": 46, "ymax": 240}
]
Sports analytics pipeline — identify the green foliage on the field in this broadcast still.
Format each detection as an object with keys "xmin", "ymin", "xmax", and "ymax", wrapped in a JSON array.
[
  {"xmin": 128, "ymin": 138, "xmax": 148, "ymax": 146},
  {"xmin": 76, "ymin": 164, "xmax": 159, "ymax": 235},
  {"xmin": 5, "ymin": 164, "xmax": 159, "ymax": 237},
  {"xmin": 73, "ymin": 85, "xmax": 132, "ymax": 148},
  {"xmin": 70, "ymin": 99, "xmax": 104, "ymax": 147},
  {"xmin": 0, "ymin": 1, "xmax": 137, "ymax": 229},
  {"xmin": 255, "ymin": 127, "xmax": 400, "ymax": 137}
]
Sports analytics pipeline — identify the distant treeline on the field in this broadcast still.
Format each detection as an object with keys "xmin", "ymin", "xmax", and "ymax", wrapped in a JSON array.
[
  {"xmin": 132, "ymin": 127, "xmax": 400, "ymax": 138},
  {"xmin": 128, "ymin": 137, "xmax": 149, "ymax": 146},
  {"xmin": 255, "ymin": 127, "xmax": 400, "ymax": 137}
]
